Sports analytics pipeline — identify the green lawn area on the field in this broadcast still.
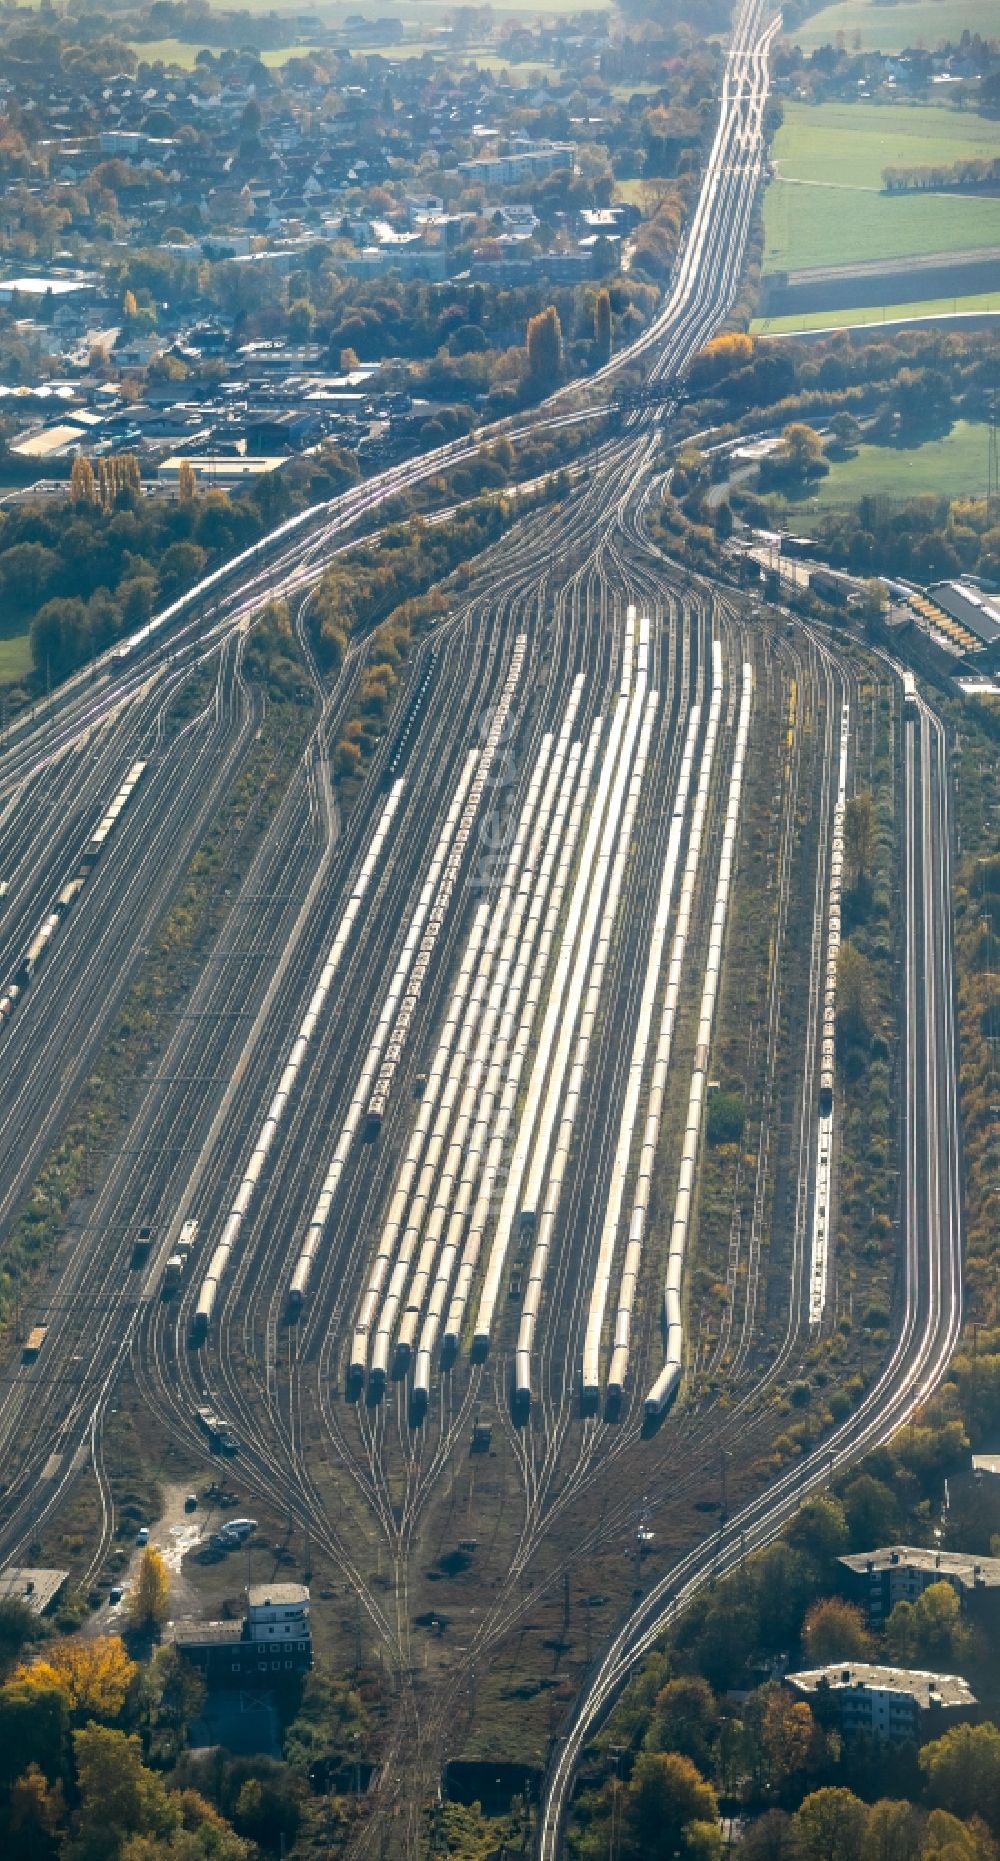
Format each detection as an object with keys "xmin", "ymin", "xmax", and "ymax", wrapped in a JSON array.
[
  {"xmin": 792, "ymin": 421, "xmax": 991, "ymax": 511},
  {"xmin": 763, "ymin": 102, "xmax": 1000, "ymax": 273},
  {"xmin": 752, "ymin": 290, "xmax": 1000, "ymax": 333},
  {"xmin": 0, "ymin": 634, "xmax": 32, "ymax": 685},
  {"xmin": 787, "ymin": 0, "xmax": 1000, "ymax": 54},
  {"xmin": 131, "ymin": 37, "xmax": 328, "ymax": 67}
]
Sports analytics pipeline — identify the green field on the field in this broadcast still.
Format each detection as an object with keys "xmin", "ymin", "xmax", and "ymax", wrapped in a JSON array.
[
  {"xmin": 791, "ymin": 421, "xmax": 992, "ymax": 510},
  {"xmin": 0, "ymin": 634, "xmax": 32, "ymax": 685},
  {"xmin": 764, "ymin": 102, "xmax": 1000, "ymax": 274},
  {"xmin": 131, "ymin": 37, "xmax": 329, "ymax": 66},
  {"xmin": 787, "ymin": 0, "xmax": 1000, "ymax": 54},
  {"xmin": 752, "ymin": 290, "xmax": 1000, "ymax": 333}
]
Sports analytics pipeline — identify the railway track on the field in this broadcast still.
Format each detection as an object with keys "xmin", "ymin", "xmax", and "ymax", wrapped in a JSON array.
[{"xmin": 0, "ymin": 5, "xmax": 965, "ymax": 1852}]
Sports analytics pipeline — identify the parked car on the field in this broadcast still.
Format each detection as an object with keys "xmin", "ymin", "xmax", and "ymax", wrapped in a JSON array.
[{"xmin": 136, "ymin": 1527, "xmax": 150, "ymax": 1545}]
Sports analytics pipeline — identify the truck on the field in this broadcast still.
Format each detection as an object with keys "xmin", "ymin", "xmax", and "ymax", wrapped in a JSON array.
[
  {"xmin": 22, "ymin": 1324, "xmax": 48, "ymax": 1363},
  {"xmin": 178, "ymin": 1218, "xmax": 199, "ymax": 1251}
]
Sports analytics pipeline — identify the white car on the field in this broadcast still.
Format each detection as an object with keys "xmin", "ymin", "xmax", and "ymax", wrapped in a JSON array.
[{"xmin": 136, "ymin": 1527, "xmax": 150, "ymax": 1545}]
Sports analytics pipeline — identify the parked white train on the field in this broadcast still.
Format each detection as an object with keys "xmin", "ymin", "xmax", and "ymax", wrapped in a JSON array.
[{"xmin": 0, "ymin": 761, "xmax": 146, "ymax": 1021}]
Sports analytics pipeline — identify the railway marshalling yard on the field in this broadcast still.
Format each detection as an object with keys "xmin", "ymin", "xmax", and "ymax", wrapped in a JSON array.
[{"xmin": 0, "ymin": 6, "xmax": 963, "ymax": 1845}]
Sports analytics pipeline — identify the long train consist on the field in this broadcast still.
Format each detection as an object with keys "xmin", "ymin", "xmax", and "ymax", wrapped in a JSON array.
[
  {"xmin": 0, "ymin": 761, "xmax": 146, "ymax": 1022},
  {"xmin": 645, "ymin": 662, "xmax": 754, "ymax": 1419},
  {"xmin": 190, "ymin": 778, "xmax": 406, "ymax": 1342},
  {"xmin": 809, "ymin": 701, "xmax": 851, "ymax": 1327},
  {"xmin": 818, "ymin": 704, "xmax": 850, "ymax": 1118},
  {"xmin": 582, "ymin": 694, "xmax": 703, "ymax": 1408}
]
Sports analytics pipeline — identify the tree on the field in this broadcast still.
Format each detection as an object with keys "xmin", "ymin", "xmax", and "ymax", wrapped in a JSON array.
[
  {"xmin": 861, "ymin": 1800, "xmax": 922, "ymax": 1861},
  {"xmin": 70, "ymin": 455, "xmax": 96, "ymax": 507},
  {"xmin": 8, "ymin": 1762, "xmax": 65, "ymax": 1857},
  {"xmin": 594, "ymin": 287, "xmax": 612, "ymax": 362},
  {"xmin": 779, "ymin": 423, "xmax": 826, "ymax": 480},
  {"xmin": 802, "ymin": 1599, "xmax": 872, "ymax": 1664},
  {"xmin": 743, "ymin": 1812, "xmax": 803, "ymax": 1861},
  {"xmin": 830, "ymin": 412, "xmax": 861, "ymax": 452},
  {"xmin": 787, "ymin": 1496, "xmax": 849, "ymax": 1567},
  {"xmin": 795, "ymin": 1789, "xmax": 869, "ymax": 1861},
  {"xmin": 884, "ymin": 1600, "xmax": 917, "ymax": 1664},
  {"xmin": 157, "ymin": 541, "xmax": 207, "ymax": 600},
  {"xmin": 70, "ymin": 1726, "xmax": 179, "ymax": 1861},
  {"xmin": 122, "ymin": 288, "xmax": 139, "ymax": 321},
  {"xmin": 909, "ymin": 1581, "xmax": 968, "ymax": 1664},
  {"xmin": 837, "ymin": 943, "xmax": 876, "ymax": 1043},
  {"xmin": 0, "ymin": 1596, "xmax": 42, "ymax": 1680},
  {"xmin": 919, "ymin": 1723, "xmax": 1000, "ymax": 1833},
  {"xmin": 761, "ymin": 1689, "xmax": 818, "ymax": 1786},
  {"xmin": 144, "ymin": 1649, "xmax": 205, "ymax": 1768},
  {"xmin": 0, "ymin": 542, "xmax": 58, "ymax": 617},
  {"xmin": 841, "ymin": 1474, "xmax": 900, "ymax": 1548},
  {"xmin": 526, "ymin": 304, "xmax": 563, "ymax": 385},
  {"xmin": 844, "ymin": 793, "xmax": 876, "ymax": 886},
  {"xmin": 0, "ymin": 1682, "xmax": 69, "ymax": 1790},
  {"xmin": 226, "ymin": 1759, "xmax": 304, "ymax": 1850},
  {"xmin": 861, "ymin": 580, "xmax": 888, "ymax": 625},
  {"xmin": 129, "ymin": 1547, "xmax": 170, "ymax": 1632},
  {"xmin": 646, "ymin": 1676, "xmax": 718, "ymax": 1768},
  {"xmin": 922, "ymin": 1809, "xmax": 992, "ymax": 1861},
  {"xmin": 623, "ymin": 1751, "xmax": 719, "ymax": 1861},
  {"xmin": 176, "ymin": 459, "xmax": 197, "ymax": 504},
  {"xmin": 120, "ymin": 1790, "xmax": 250, "ymax": 1861},
  {"xmin": 13, "ymin": 1635, "xmax": 136, "ymax": 1722}
]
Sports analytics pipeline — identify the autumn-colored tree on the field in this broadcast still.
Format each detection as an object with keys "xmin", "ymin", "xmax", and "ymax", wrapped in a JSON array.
[
  {"xmin": 920, "ymin": 1723, "xmax": 1000, "ymax": 1833},
  {"xmin": 778, "ymin": 423, "xmax": 826, "ymax": 481},
  {"xmin": 70, "ymin": 1726, "xmax": 179, "ymax": 1861},
  {"xmin": 594, "ymin": 287, "xmax": 612, "ymax": 362},
  {"xmin": 70, "ymin": 454, "xmax": 96, "ymax": 507},
  {"xmin": 861, "ymin": 1799, "xmax": 923, "ymax": 1861},
  {"xmin": 623, "ymin": 1751, "xmax": 719, "ymax": 1861},
  {"xmin": 176, "ymin": 459, "xmax": 197, "ymax": 503},
  {"xmin": 8, "ymin": 1761, "xmax": 65, "ymax": 1855},
  {"xmin": 762, "ymin": 1689, "xmax": 818, "ymax": 1785},
  {"xmin": 130, "ymin": 1547, "xmax": 170, "ymax": 1631},
  {"xmin": 907, "ymin": 1581, "xmax": 969, "ymax": 1664},
  {"xmin": 922, "ymin": 1809, "xmax": 994, "ymax": 1861},
  {"xmin": 122, "ymin": 288, "xmax": 139, "ymax": 321},
  {"xmin": 526, "ymin": 304, "xmax": 562, "ymax": 385},
  {"xmin": 802, "ymin": 1598, "xmax": 872, "ymax": 1664},
  {"xmin": 339, "ymin": 346, "xmax": 361, "ymax": 372},
  {"xmin": 795, "ymin": 1788, "xmax": 869, "ymax": 1861},
  {"xmin": 97, "ymin": 452, "xmax": 141, "ymax": 511},
  {"xmin": 13, "ymin": 1634, "xmax": 137, "ymax": 1722},
  {"xmin": 121, "ymin": 1788, "xmax": 250, "ymax": 1861}
]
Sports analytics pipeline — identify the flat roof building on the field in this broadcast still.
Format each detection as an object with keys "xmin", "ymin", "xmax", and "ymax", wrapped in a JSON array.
[
  {"xmin": 840, "ymin": 1544, "xmax": 1000, "ymax": 1627},
  {"xmin": 786, "ymin": 1662, "xmax": 977, "ymax": 1743},
  {"xmin": 166, "ymin": 1581, "xmax": 312, "ymax": 1686},
  {"xmin": 0, "ymin": 1565, "xmax": 69, "ymax": 1615}
]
